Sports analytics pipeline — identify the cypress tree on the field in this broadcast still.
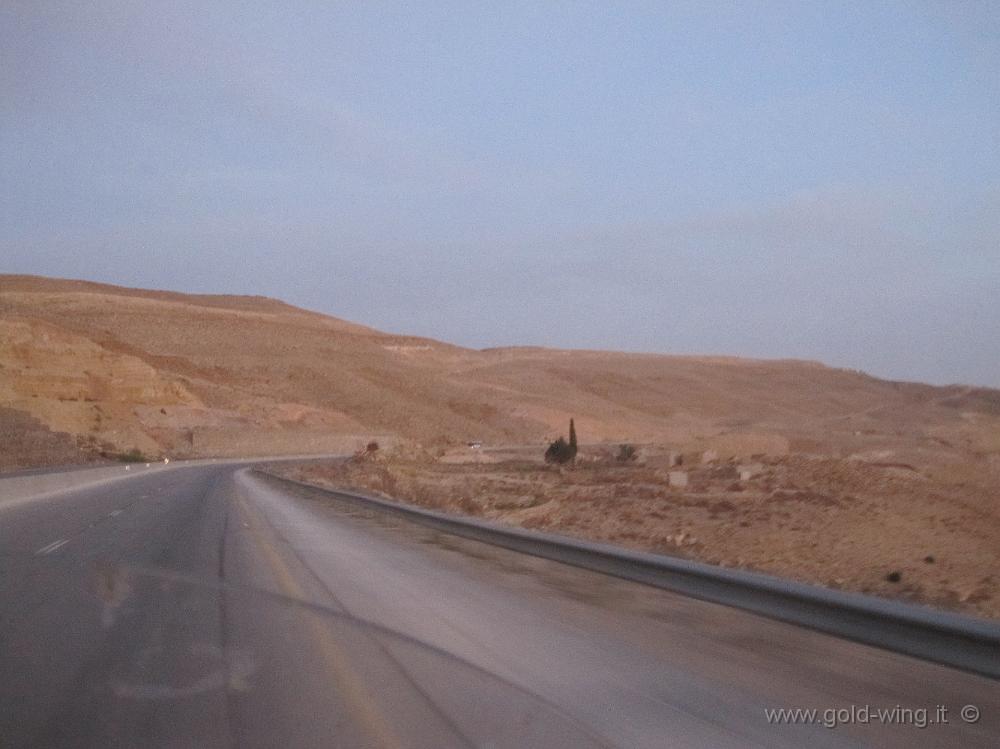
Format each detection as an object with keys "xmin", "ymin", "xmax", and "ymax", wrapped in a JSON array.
[{"xmin": 568, "ymin": 418, "xmax": 578, "ymax": 460}]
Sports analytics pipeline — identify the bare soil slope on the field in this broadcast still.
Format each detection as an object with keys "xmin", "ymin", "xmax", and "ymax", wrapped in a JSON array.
[{"xmin": 2, "ymin": 274, "xmax": 999, "ymax": 473}]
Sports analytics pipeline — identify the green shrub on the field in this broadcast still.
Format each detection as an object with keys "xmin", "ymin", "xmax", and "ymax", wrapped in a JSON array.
[
  {"xmin": 545, "ymin": 418, "xmax": 579, "ymax": 464},
  {"xmin": 118, "ymin": 448, "xmax": 148, "ymax": 463},
  {"xmin": 545, "ymin": 436, "xmax": 575, "ymax": 464}
]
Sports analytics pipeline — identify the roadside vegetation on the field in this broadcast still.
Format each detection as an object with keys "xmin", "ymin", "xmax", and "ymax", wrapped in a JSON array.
[
  {"xmin": 616, "ymin": 444, "xmax": 638, "ymax": 462},
  {"xmin": 544, "ymin": 418, "xmax": 578, "ymax": 464}
]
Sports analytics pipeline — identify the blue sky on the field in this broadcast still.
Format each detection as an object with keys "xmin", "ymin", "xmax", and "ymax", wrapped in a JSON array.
[{"xmin": 2, "ymin": 2, "xmax": 998, "ymax": 386}]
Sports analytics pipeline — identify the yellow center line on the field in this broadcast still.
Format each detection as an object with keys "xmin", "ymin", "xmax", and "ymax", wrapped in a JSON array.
[{"xmin": 235, "ymin": 496, "xmax": 403, "ymax": 749}]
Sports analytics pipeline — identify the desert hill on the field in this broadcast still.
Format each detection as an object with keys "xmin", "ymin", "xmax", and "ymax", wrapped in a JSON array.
[{"xmin": 2, "ymin": 274, "xmax": 999, "ymax": 472}]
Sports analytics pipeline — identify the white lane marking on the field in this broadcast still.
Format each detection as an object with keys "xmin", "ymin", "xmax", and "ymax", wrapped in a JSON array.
[
  {"xmin": 108, "ymin": 509, "xmax": 123, "ymax": 517},
  {"xmin": 35, "ymin": 538, "xmax": 70, "ymax": 555}
]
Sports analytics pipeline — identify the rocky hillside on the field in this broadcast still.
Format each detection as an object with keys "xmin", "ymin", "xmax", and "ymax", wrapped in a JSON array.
[{"xmin": 2, "ymin": 274, "xmax": 999, "ymax": 472}]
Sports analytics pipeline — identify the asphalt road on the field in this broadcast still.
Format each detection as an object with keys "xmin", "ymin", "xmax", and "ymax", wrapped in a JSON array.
[{"xmin": 1, "ymin": 463, "xmax": 997, "ymax": 748}]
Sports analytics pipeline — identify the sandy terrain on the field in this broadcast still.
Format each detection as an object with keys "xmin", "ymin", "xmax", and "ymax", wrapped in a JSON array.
[
  {"xmin": 277, "ymin": 445, "xmax": 1000, "ymax": 620},
  {"xmin": 4, "ymin": 274, "xmax": 999, "ymax": 470}
]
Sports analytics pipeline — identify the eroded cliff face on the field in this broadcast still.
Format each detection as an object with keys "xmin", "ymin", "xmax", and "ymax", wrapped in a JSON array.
[{"xmin": 1, "ymin": 318, "xmax": 201, "ymax": 456}]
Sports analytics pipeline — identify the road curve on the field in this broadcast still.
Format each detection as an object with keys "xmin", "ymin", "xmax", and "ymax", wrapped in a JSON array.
[{"xmin": 1, "ymin": 462, "xmax": 997, "ymax": 748}]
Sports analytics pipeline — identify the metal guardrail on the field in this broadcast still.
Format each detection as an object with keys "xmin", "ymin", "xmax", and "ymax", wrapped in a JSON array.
[{"xmin": 255, "ymin": 468, "xmax": 1000, "ymax": 680}]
